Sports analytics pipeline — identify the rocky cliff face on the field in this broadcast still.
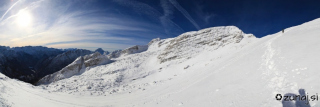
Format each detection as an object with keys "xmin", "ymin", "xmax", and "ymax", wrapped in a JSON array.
[
  {"xmin": 107, "ymin": 45, "xmax": 148, "ymax": 59},
  {"xmin": 157, "ymin": 26, "xmax": 256, "ymax": 63},
  {"xmin": 37, "ymin": 52, "xmax": 111, "ymax": 85},
  {"xmin": 120, "ymin": 45, "xmax": 148, "ymax": 55}
]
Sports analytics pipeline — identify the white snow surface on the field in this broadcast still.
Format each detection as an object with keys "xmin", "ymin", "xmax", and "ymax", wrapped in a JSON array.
[{"xmin": 1, "ymin": 19, "xmax": 320, "ymax": 107}]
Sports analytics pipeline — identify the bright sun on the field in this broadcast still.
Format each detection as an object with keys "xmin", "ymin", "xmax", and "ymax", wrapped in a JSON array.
[{"xmin": 16, "ymin": 10, "xmax": 32, "ymax": 27}]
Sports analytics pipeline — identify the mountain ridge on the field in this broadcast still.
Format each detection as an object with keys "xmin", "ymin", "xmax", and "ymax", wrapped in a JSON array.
[
  {"xmin": 35, "ymin": 26, "xmax": 257, "ymax": 96},
  {"xmin": 0, "ymin": 46, "xmax": 107, "ymax": 83}
]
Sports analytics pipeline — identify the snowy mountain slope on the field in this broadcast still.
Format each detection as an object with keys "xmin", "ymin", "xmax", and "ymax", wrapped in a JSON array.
[
  {"xmin": 35, "ymin": 49, "xmax": 92, "ymax": 80},
  {"xmin": 37, "ymin": 44, "xmax": 148, "ymax": 85},
  {"xmin": 1, "ymin": 18, "xmax": 320, "ymax": 107},
  {"xmin": 37, "ymin": 52, "xmax": 111, "ymax": 85},
  {"xmin": 33, "ymin": 26, "xmax": 255, "ymax": 95}
]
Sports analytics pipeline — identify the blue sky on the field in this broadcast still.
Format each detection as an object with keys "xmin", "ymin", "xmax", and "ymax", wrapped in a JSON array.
[{"xmin": 0, "ymin": 0, "xmax": 319, "ymax": 51}]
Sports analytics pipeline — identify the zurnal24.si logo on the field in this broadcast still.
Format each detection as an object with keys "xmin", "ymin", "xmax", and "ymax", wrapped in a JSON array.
[
  {"xmin": 275, "ymin": 89, "xmax": 318, "ymax": 106},
  {"xmin": 275, "ymin": 94, "xmax": 318, "ymax": 101}
]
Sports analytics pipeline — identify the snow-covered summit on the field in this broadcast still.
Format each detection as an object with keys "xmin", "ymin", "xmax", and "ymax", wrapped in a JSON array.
[
  {"xmin": 158, "ymin": 26, "xmax": 256, "ymax": 63},
  {"xmin": 94, "ymin": 48, "xmax": 109, "ymax": 55}
]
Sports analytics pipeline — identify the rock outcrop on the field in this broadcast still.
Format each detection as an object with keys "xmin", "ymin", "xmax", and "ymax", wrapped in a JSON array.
[
  {"xmin": 107, "ymin": 45, "xmax": 148, "ymax": 59},
  {"xmin": 157, "ymin": 26, "xmax": 256, "ymax": 63}
]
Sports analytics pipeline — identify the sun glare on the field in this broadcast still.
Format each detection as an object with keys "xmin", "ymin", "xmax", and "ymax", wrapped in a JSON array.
[{"xmin": 16, "ymin": 10, "xmax": 32, "ymax": 27}]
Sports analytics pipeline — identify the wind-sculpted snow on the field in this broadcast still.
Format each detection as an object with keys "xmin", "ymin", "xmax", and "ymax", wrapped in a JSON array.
[{"xmin": 158, "ymin": 26, "xmax": 255, "ymax": 63}]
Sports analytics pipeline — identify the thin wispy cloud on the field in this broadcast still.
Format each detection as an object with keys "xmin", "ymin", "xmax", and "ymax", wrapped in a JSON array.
[
  {"xmin": 0, "ymin": 0, "xmax": 220, "ymax": 51},
  {"xmin": 159, "ymin": 0, "xmax": 186, "ymax": 36},
  {"xmin": 161, "ymin": 0, "xmax": 174, "ymax": 18},
  {"xmin": 168, "ymin": 0, "xmax": 201, "ymax": 30},
  {"xmin": 195, "ymin": 3, "xmax": 216, "ymax": 25},
  {"xmin": 113, "ymin": 0, "xmax": 185, "ymax": 37},
  {"xmin": 0, "ymin": 0, "xmax": 21, "ymax": 21},
  {"xmin": 0, "ymin": 0, "xmax": 170, "ymax": 51}
]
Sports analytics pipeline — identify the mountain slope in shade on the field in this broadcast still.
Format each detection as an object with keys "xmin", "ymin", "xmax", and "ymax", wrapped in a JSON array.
[
  {"xmin": 37, "ymin": 52, "xmax": 111, "ymax": 85},
  {"xmin": 0, "ymin": 46, "xmax": 93, "ymax": 83},
  {"xmin": 1, "ymin": 18, "xmax": 320, "ymax": 106},
  {"xmin": 35, "ymin": 49, "xmax": 92, "ymax": 80},
  {"xmin": 0, "ymin": 46, "xmax": 64, "ymax": 82}
]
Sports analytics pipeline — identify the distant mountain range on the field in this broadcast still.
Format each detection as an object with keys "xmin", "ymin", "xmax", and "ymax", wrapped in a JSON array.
[{"xmin": 0, "ymin": 46, "xmax": 110, "ymax": 84}]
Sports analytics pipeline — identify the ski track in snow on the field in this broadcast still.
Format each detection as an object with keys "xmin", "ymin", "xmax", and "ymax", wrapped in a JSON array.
[
  {"xmin": 261, "ymin": 33, "xmax": 287, "ymax": 105},
  {"xmin": 260, "ymin": 28, "xmax": 302, "ymax": 106}
]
